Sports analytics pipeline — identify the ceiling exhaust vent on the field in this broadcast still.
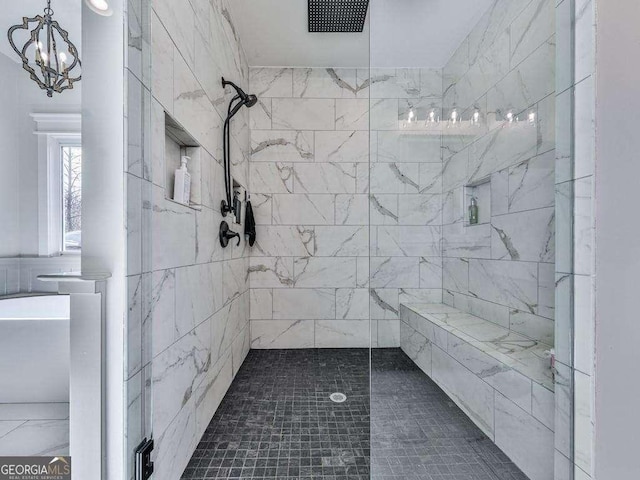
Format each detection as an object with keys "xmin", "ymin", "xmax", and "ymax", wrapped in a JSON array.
[{"xmin": 308, "ymin": 0, "xmax": 370, "ymax": 33}]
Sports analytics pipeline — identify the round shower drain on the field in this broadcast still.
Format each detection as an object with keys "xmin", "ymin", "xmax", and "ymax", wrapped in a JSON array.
[{"xmin": 330, "ymin": 392, "xmax": 347, "ymax": 403}]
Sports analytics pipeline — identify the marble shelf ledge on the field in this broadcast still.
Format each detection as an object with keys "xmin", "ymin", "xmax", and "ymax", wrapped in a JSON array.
[
  {"xmin": 401, "ymin": 302, "xmax": 555, "ymax": 391},
  {"xmin": 37, "ymin": 273, "xmax": 112, "ymax": 282}
]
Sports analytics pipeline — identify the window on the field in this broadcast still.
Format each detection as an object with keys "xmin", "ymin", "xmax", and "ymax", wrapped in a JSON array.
[
  {"xmin": 31, "ymin": 113, "xmax": 81, "ymax": 256},
  {"xmin": 61, "ymin": 145, "xmax": 82, "ymax": 251}
]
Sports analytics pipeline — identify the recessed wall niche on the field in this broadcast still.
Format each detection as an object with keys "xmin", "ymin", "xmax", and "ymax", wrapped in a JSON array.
[
  {"xmin": 164, "ymin": 112, "xmax": 202, "ymax": 209},
  {"xmin": 464, "ymin": 177, "xmax": 491, "ymax": 226}
]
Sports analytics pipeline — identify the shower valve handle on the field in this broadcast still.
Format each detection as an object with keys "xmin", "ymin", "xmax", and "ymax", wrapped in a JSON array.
[{"xmin": 219, "ymin": 221, "xmax": 240, "ymax": 248}]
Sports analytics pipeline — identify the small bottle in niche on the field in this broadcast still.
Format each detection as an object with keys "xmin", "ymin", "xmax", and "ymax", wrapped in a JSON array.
[
  {"xmin": 469, "ymin": 197, "xmax": 479, "ymax": 225},
  {"xmin": 173, "ymin": 156, "xmax": 192, "ymax": 206}
]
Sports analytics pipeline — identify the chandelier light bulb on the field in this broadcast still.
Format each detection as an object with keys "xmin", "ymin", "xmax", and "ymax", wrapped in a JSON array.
[
  {"xmin": 506, "ymin": 111, "xmax": 515, "ymax": 123},
  {"xmin": 59, "ymin": 52, "xmax": 68, "ymax": 72},
  {"xmin": 35, "ymin": 41, "xmax": 43, "ymax": 62},
  {"xmin": 408, "ymin": 108, "xmax": 415, "ymax": 124},
  {"xmin": 528, "ymin": 111, "xmax": 536, "ymax": 125}
]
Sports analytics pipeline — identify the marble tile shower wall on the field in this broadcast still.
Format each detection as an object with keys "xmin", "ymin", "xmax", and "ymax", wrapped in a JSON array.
[
  {"xmin": 432, "ymin": 1, "xmax": 559, "ymax": 477},
  {"xmin": 554, "ymin": 0, "xmax": 596, "ymax": 479},
  {"xmin": 247, "ymin": 67, "xmax": 443, "ymax": 349},
  {"xmin": 440, "ymin": 0, "xmax": 556, "ymax": 348},
  {"xmin": 124, "ymin": 1, "xmax": 251, "ymax": 480}
]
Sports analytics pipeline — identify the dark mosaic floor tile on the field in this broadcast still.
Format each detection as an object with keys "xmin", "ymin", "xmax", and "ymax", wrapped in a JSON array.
[
  {"xmin": 181, "ymin": 349, "xmax": 371, "ymax": 480},
  {"xmin": 181, "ymin": 348, "xmax": 529, "ymax": 480},
  {"xmin": 371, "ymin": 349, "xmax": 530, "ymax": 480}
]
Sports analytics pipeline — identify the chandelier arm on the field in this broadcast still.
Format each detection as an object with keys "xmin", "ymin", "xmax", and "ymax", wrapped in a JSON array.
[{"xmin": 50, "ymin": 21, "xmax": 80, "ymax": 71}]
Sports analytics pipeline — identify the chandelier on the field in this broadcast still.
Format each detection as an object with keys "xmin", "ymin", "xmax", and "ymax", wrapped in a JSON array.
[{"xmin": 7, "ymin": 0, "xmax": 81, "ymax": 97}]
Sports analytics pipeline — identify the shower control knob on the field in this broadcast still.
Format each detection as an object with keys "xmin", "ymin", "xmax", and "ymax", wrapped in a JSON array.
[{"xmin": 219, "ymin": 221, "xmax": 240, "ymax": 248}]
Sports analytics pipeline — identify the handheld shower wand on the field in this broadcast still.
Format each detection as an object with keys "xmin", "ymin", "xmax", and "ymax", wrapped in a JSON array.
[{"xmin": 220, "ymin": 77, "xmax": 258, "ymax": 217}]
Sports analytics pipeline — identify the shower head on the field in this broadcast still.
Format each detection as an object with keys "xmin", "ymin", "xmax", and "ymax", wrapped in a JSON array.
[
  {"xmin": 222, "ymin": 77, "xmax": 257, "ymax": 108},
  {"xmin": 308, "ymin": 0, "xmax": 370, "ymax": 33},
  {"xmin": 245, "ymin": 94, "xmax": 258, "ymax": 108}
]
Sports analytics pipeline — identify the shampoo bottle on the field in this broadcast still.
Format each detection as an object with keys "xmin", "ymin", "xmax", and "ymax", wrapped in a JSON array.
[
  {"xmin": 173, "ymin": 156, "xmax": 192, "ymax": 206},
  {"xmin": 469, "ymin": 197, "xmax": 479, "ymax": 225}
]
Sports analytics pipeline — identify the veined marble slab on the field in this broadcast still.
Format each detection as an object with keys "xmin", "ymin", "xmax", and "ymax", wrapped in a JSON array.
[
  {"xmin": 248, "ymin": 257, "xmax": 294, "ymax": 288},
  {"xmin": 293, "ymin": 68, "xmax": 358, "ymax": 98},
  {"xmin": 251, "ymin": 320, "xmax": 314, "ymax": 349},
  {"xmin": 293, "ymin": 163, "xmax": 357, "ymax": 194},
  {"xmin": 273, "ymin": 288, "xmax": 335, "ymax": 320},
  {"xmin": 0, "ymin": 419, "xmax": 69, "ymax": 456},
  {"xmin": 419, "ymin": 257, "xmax": 444, "ymax": 290},
  {"xmin": 336, "ymin": 288, "xmax": 369, "ymax": 320},
  {"xmin": 370, "ymin": 257, "xmax": 420, "ymax": 289},
  {"xmin": 402, "ymin": 303, "xmax": 554, "ymax": 391},
  {"xmin": 468, "ymin": 259, "xmax": 538, "ymax": 314},
  {"xmin": 250, "ymin": 67, "xmax": 293, "ymax": 98},
  {"xmin": 336, "ymin": 99, "xmax": 370, "ymax": 131},
  {"xmin": 251, "ymin": 130, "xmax": 314, "ymax": 162},
  {"xmin": 293, "ymin": 257, "xmax": 357, "ymax": 288},
  {"xmin": 315, "ymin": 320, "xmax": 370, "ymax": 348},
  {"xmin": 375, "ymin": 226, "xmax": 442, "ymax": 257},
  {"xmin": 370, "ymin": 289, "xmax": 399, "ymax": 320},
  {"xmin": 398, "ymin": 195, "xmax": 443, "ymax": 226},
  {"xmin": 369, "ymin": 68, "xmax": 421, "ymax": 98},
  {"xmin": 272, "ymin": 99, "xmax": 335, "ymax": 130},
  {"xmin": 432, "ymin": 345, "xmax": 495, "ymax": 438},
  {"xmin": 315, "ymin": 131, "xmax": 369, "ymax": 163},
  {"xmin": 491, "ymin": 207, "xmax": 555, "ymax": 263},
  {"xmin": 370, "ymin": 163, "xmax": 420, "ymax": 194},
  {"xmin": 495, "ymin": 392, "xmax": 554, "ymax": 480},
  {"xmin": 272, "ymin": 194, "xmax": 335, "ymax": 225},
  {"xmin": 314, "ymin": 226, "xmax": 369, "ymax": 257},
  {"xmin": 377, "ymin": 131, "xmax": 442, "ymax": 163},
  {"xmin": 376, "ymin": 319, "xmax": 401, "ymax": 348},
  {"xmin": 336, "ymin": 195, "xmax": 369, "ymax": 226},
  {"xmin": 401, "ymin": 321, "xmax": 433, "ymax": 374},
  {"xmin": 250, "ymin": 162, "xmax": 294, "ymax": 194},
  {"xmin": 251, "ymin": 226, "xmax": 314, "ymax": 257},
  {"xmin": 250, "ymin": 289, "xmax": 272, "ymax": 320}
]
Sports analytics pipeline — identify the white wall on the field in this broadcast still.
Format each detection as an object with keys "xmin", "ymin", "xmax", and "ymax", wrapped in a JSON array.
[
  {"xmin": 594, "ymin": 0, "xmax": 640, "ymax": 477},
  {"xmin": 81, "ymin": 0, "xmax": 126, "ymax": 477},
  {"xmin": 0, "ymin": 53, "xmax": 81, "ymax": 258},
  {"xmin": 0, "ymin": 54, "xmax": 21, "ymax": 257}
]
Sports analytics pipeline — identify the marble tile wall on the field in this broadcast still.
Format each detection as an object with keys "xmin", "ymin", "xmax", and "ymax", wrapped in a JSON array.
[
  {"xmin": 440, "ymin": 0, "xmax": 557, "ymax": 362},
  {"xmin": 248, "ymin": 67, "xmax": 443, "ymax": 348},
  {"xmin": 0, "ymin": 403, "xmax": 69, "ymax": 456},
  {"xmin": 368, "ymin": 68, "xmax": 445, "ymax": 347},
  {"xmin": 554, "ymin": 0, "xmax": 596, "ymax": 479},
  {"xmin": 125, "ymin": 1, "xmax": 251, "ymax": 479},
  {"xmin": 248, "ymin": 67, "xmax": 370, "ymax": 348}
]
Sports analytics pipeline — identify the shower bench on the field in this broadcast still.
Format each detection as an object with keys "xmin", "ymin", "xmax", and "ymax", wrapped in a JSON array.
[{"xmin": 399, "ymin": 303, "xmax": 555, "ymax": 480}]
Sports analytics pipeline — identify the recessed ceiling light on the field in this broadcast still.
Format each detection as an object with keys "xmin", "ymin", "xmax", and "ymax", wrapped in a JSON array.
[{"xmin": 86, "ymin": 0, "xmax": 113, "ymax": 16}]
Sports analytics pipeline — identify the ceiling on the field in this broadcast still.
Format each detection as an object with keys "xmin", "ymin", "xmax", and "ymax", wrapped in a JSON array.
[
  {"xmin": 229, "ymin": 0, "xmax": 493, "ymax": 68},
  {"xmin": 370, "ymin": 0, "xmax": 493, "ymax": 68},
  {"xmin": 0, "ymin": 0, "xmax": 81, "ymax": 63},
  {"xmin": 227, "ymin": 0, "xmax": 370, "ymax": 68}
]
